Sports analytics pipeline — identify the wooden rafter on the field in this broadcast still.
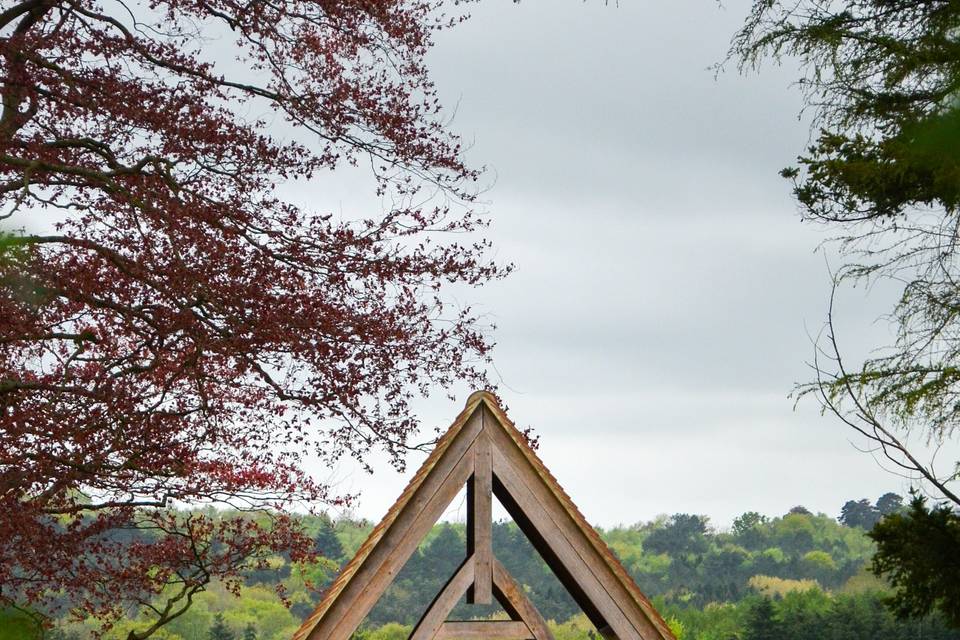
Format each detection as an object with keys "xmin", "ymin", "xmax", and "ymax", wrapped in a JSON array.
[{"xmin": 292, "ymin": 392, "xmax": 676, "ymax": 640}]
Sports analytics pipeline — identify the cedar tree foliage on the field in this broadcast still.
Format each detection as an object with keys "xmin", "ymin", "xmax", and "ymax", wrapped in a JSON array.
[
  {"xmin": 0, "ymin": 0, "xmax": 504, "ymax": 634},
  {"xmin": 730, "ymin": 0, "xmax": 960, "ymax": 625},
  {"xmin": 869, "ymin": 495, "xmax": 960, "ymax": 627}
]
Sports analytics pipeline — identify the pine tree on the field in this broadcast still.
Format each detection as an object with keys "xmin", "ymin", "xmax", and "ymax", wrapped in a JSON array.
[
  {"xmin": 839, "ymin": 499, "xmax": 880, "ymax": 529},
  {"xmin": 876, "ymin": 493, "xmax": 904, "ymax": 517},
  {"xmin": 314, "ymin": 515, "xmax": 345, "ymax": 563},
  {"xmin": 209, "ymin": 613, "xmax": 235, "ymax": 640},
  {"xmin": 744, "ymin": 598, "xmax": 779, "ymax": 640}
]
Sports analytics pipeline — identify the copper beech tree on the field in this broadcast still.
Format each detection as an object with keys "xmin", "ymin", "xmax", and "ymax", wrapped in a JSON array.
[{"xmin": 0, "ymin": 0, "xmax": 504, "ymax": 635}]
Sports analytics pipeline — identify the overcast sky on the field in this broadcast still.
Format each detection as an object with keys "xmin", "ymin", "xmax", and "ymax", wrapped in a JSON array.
[
  {"xmin": 308, "ymin": 0, "xmax": 939, "ymax": 530},
  {"xmin": 3, "ymin": 0, "xmax": 942, "ymax": 534}
]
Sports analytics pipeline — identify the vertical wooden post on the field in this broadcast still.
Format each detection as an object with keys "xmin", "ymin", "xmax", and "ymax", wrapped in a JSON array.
[{"xmin": 466, "ymin": 429, "xmax": 492, "ymax": 604}]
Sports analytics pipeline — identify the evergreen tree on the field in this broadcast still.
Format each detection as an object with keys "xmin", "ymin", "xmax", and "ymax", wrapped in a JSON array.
[
  {"xmin": 839, "ymin": 499, "xmax": 880, "ymax": 530},
  {"xmin": 426, "ymin": 524, "xmax": 464, "ymax": 573},
  {"xmin": 209, "ymin": 613, "xmax": 235, "ymax": 640},
  {"xmin": 644, "ymin": 514, "xmax": 709, "ymax": 557},
  {"xmin": 870, "ymin": 496, "xmax": 960, "ymax": 627},
  {"xmin": 732, "ymin": 511, "xmax": 768, "ymax": 550},
  {"xmin": 744, "ymin": 598, "xmax": 779, "ymax": 640},
  {"xmin": 314, "ymin": 514, "xmax": 345, "ymax": 563},
  {"xmin": 243, "ymin": 622, "xmax": 257, "ymax": 640},
  {"xmin": 876, "ymin": 493, "xmax": 904, "ymax": 517}
]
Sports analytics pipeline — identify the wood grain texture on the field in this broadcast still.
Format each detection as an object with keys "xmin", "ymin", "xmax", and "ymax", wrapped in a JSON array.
[
  {"xmin": 492, "ymin": 559, "xmax": 554, "ymax": 640},
  {"xmin": 411, "ymin": 557, "xmax": 476, "ymax": 640},
  {"xmin": 307, "ymin": 411, "xmax": 483, "ymax": 640},
  {"xmin": 489, "ymin": 434, "xmax": 646, "ymax": 640},
  {"xmin": 479, "ymin": 401, "xmax": 673, "ymax": 640},
  {"xmin": 436, "ymin": 621, "xmax": 533, "ymax": 640},
  {"xmin": 467, "ymin": 432, "xmax": 493, "ymax": 605}
]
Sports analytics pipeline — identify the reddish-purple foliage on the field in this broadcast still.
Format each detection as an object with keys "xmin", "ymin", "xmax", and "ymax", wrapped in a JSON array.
[{"xmin": 0, "ymin": 0, "xmax": 502, "ymax": 633}]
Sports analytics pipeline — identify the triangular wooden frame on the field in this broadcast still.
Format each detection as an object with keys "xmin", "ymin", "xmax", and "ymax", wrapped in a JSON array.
[{"xmin": 293, "ymin": 392, "xmax": 674, "ymax": 640}]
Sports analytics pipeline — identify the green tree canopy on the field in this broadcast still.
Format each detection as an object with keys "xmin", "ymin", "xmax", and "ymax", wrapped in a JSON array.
[
  {"xmin": 870, "ymin": 496, "xmax": 960, "ymax": 626},
  {"xmin": 744, "ymin": 598, "xmax": 780, "ymax": 640},
  {"xmin": 839, "ymin": 500, "xmax": 880, "ymax": 530},
  {"xmin": 731, "ymin": 0, "xmax": 960, "ymax": 505},
  {"xmin": 876, "ymin": 493, "xmax": 905, "ymax": 517},
  {"xmin": 644, "ymin": 514, "xmax": 710, "ymax": 557},
  {"xmin": 314, "ymin": 514, "xmax": 346, "ymax": 563},
  {"xmin": 729, "ymin": 0, "xmax": 960, "ymax": 626}
]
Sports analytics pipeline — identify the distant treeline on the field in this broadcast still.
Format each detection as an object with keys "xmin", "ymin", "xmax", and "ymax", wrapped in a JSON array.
[{"xmin": 36, "ymin": 494, "xmax": 960, "ymax": 640}]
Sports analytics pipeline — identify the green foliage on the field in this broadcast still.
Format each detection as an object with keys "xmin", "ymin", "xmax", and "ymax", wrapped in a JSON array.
[
  {"xmin": 41, "ymin": 504, "xmax": 960, "ymax": 640},
  {"xmin": 164, "ymin": 601, "xmax": 213, "ymax": 640},
  {"xmin": 876, "ymin": 493, "xmax": 904, "ymax": 517},
  {"xmin": 365, "ymin": 622, "xmax": 412, "ymax": 640},
  {"xmin": 731, "ymin": 20, "xmax": 960, "ymax": 632},
  {"xmin": 547, "ymin": 614, "xmax": 597, "ymax": 640},
  {"xmin": 744, "ymin": 597, "xmax": 778, "ymax": 640},
  {"xmin": 839, "ymin": 500, "xmax": 880, "ymax": 530},
  {"xmin": 748, "ymin": 575, "xmax": 820, "ymax": 599},
  {"xmin": 208, "ymin": 614, "xmax": 234, "ymax": 640},
  {"xmin": 644, "ymin": 514, "xmax": 710, "ymax": 557},
  {"xmin": 800, "ymin": 550, "xmax": 837, "ymax": 584},
  {"xmin": 314, "ymin": 514, "xmax": 346, "ymax": 564},
  {"xmin": 101, "ymin": 620, "xmax": 185, "ymax": 640},
  {"xmin": 0, "ymin": 608, "xmax": 41, "ymax": 640},
  {"xmin": 665, "ymin": 617, "xmax": 685, "ymax": 640},
  {"xmin": 335, "ymin": 518, "xmax": 373, "ymax": 558},
  {"xmin": 732, "ymin": 512, "xmax": 768, "ymax": 549},
  {"xmin": 869, "ymin": 496, "xmax": 960, "ymax": 626},
  {"xmin": 732, "ymin": 0, "xmax": 960, "ymax": 221}
]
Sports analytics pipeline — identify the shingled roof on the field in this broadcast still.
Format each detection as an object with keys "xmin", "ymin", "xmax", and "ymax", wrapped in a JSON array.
[{"xmin": 293, "ymin": 391, "xmax": 675, "ymax": 640}]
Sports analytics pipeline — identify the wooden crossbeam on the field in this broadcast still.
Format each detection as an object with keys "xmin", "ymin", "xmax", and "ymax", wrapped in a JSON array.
[
  {"xmin": 467, "ymin": 432, "xmax": 493, "ymax": 604},
  {"xmin": 435, "ymin": 621, "xmax": 533, "ymax": 640},
  {"xmin": 410, "ymin": 557, "xmax": 476, "ymax": 640},
  {"xmin": 492, "ymin": 559, "xmax": 554, "ymax": 640}
]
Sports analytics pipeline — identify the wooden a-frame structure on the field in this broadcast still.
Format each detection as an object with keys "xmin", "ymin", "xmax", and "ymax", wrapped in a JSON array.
[{"xmin": 293, "ymin": 392, "xmax": 675, "ymax": 640}]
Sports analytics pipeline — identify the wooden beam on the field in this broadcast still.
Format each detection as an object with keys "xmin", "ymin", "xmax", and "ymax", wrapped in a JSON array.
[
  {"xmin": 436, "ymin": 621, "xmax": 533, "ymax": 640},
  {"xmin": 467, "ymin": 432, "xmax": 493, "ymax": 604},
  {"xmin": 488, "ymin": 434, "xmax": 645, "ymax": 640},
  {"xmin": 492, "ymin": 559, "xmax": 554, "ymax": 640},
  {"xmin": 482, "ymin": 405, "xmax": 669, "ymax": 640},
  {"xmin": 411, "ymin": 557, "xmax": 476, "ymax": 640},
  {"xmin": 310, "ymin": 412, "xmax": 484, "ymax": 640}
]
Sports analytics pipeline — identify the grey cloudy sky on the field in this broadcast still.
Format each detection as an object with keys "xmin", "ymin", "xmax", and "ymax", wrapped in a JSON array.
[{"xmin": 312, "ymin": 0, "xmax": 932, "ymax": 529}]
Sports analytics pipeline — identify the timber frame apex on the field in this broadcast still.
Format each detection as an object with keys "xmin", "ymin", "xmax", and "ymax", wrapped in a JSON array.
[{"xmin": 293, "ymin": 391, "xmax": 675, "ymax": 640}]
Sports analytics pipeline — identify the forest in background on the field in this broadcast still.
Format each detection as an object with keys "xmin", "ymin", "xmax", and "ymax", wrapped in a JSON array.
[{"xmin": 13, "ymin": 493, "xmax": 957, "ymax": 640}]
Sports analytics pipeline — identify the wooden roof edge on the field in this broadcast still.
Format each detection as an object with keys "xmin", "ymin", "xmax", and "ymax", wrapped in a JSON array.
[
  {"xmin": 292, "ymin": 394, "xmax": 486, "ymax": 640},
  {"xmin": 479, "ymin": 398, "xmax": 676, "ymax": 640}
]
